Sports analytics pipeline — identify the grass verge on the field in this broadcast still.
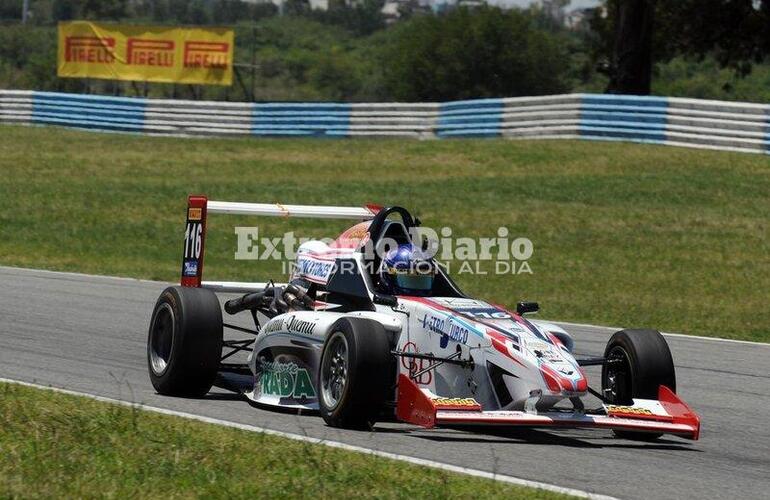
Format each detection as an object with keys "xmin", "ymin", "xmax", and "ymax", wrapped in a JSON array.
[
  {"xmin": 0, "ymin": 125, "xmax": 768, "ymax": 341},
  {"xmin": 0, "ymin": 382, "xmax": 571, "ymax": 499}
]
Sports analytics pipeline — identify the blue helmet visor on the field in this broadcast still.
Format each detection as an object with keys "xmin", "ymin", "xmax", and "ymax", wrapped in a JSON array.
[{"xmin": 395, "ymin": 273, "xmax": 433, "ymax": 291}]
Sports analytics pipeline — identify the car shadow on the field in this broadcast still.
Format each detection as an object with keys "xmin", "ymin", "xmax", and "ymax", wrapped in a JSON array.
[
  {"xmin": 154, "ymin": 390, "xmax": 245, "ymax": 401},
  {"xmin": 201, "ymin": 391, "xmax": 244, "ymax": 401}
]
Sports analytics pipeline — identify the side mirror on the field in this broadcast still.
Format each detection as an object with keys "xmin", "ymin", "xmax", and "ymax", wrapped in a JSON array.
[
  {"xmin": 373, "ymin": 293, "xmax": 398, "ymax": 307},
  {"xmin": 516, "ymin": 301, "xmax": 539, "ymax": 315}
]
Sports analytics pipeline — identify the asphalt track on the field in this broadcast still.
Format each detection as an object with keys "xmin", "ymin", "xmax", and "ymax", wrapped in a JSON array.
[{"xmin": 0, "ymin": 266, "xmax": 768, "ymax": 499}]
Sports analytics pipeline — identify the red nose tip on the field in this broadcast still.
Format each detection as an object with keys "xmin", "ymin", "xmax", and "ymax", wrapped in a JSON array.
[{"xmin": 540, "ymin": 365, "xmax": 565, "ymax": 392}]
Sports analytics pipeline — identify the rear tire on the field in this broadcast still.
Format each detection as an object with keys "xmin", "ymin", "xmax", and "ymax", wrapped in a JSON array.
[
  {"xmin": 318, "ymin": 318, "xmax": 393, "ymax": 429},
  {"xmin": 147, "ymin": 286, "xmax": 223, "ymax": 397},
  {"xmin": 602, "ymin": 329, "xmax": 676, "ymax": 441}
]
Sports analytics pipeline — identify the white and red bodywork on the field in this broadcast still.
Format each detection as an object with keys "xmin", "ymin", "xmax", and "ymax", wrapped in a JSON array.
[{"xmin": 178, "ymin": 195, "xmax": 701, "ymax": 441}]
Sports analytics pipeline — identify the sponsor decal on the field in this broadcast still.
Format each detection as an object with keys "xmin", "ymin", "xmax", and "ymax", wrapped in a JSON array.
[
  {"xmin": 261, "ymin": 318, "xmax": 284, "ymax": 335},
  {"xmin": 401, "ymin": 342, "xmax": 432, "ymax": 385},
  {"xmin": 422, "ymin": 314, "xmax": 470, "ymax": 347},
  {"xmin": 187, "ymin": 207, "xmax": 202, "ymax": 221},
  {"xmin": 527, "ymin": 340, "xmax": 555, "ymax": 353},
  {"xmin": 606, "ymin": 405, "xmax": 654, "ymax": 416},
  {"xmin": 183, "ymin": 41, "xmax": 229, "ymax": 68},
  {"xmin": 260, "ymin": 315, "xmax": 317, "ymax": 336},
  {"xmin": 259, "ymin": 360, "xmax": 316, "ymax": 399},
  {"xmin": 431, "ymin": 298, "xmax": 512, "ymax": 319},
  {"xmin": 64, "ymin": 36, "xmax": 116, "ymax": 63},
  {"xmin": 526, "ymin": 338, "xmax": 568, "ymax": 365},
  {"xmin": 429, "ymin": 298, "xmax": 488, "ymax": 309},
  {"xmin": 457, "ymin": 307, "xmax": 512, "ymax": 320},
  {"xmin": 182, "ymin": 260, "xmax": 198, "ymax": 277},
  {"xmin": 431, "ymin": 397, "xmax": 479, "ymax": 407},
  {"xmin": 344, "ymin": 227, "xmax": 368, "ymax": 240},
  {"xmin": 294, "ymin": 255, "xmax": 335, "ymax": 283},
  {"xmin": 285, "ymin": 315, "xmax": 316, "ymax": 335},
  {"xmin": 127, "ymin": 38, "xmax": 174, "ymax": 66}
]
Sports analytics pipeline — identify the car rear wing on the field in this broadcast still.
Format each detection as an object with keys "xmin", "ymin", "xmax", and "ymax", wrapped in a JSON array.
[{"xmin": 180, "ymin": 195, "xmax": 381, "ymax": 289}]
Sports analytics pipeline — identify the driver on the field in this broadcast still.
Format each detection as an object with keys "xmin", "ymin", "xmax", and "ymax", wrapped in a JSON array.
[{"xmin": 379, "ymin": 244, "xmax": 436, "ymax": 296}]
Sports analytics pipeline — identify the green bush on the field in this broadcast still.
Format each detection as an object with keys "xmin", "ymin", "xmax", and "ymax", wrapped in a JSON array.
[
  {"xmin": 382, "ymin": 7, "xmax": 569, "ymax": 101},
  {"xmin": 653, "ymin": 56, "xmax": 770, "ymax": 103}
]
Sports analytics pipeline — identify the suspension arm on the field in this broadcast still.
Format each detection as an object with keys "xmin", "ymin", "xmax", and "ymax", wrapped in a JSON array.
[
  {"xmin": 391, "ymin": 350, "xmax": 473, "ymax": 368},
  {"xmin": 576, "ymin": 356, "xmax": 623, "ymax": 367}
]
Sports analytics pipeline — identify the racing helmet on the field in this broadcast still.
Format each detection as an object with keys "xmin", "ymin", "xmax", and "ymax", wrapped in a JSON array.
[{"xmin": 379, "ymin": 244, "xmax": 436, "ymax": 296}]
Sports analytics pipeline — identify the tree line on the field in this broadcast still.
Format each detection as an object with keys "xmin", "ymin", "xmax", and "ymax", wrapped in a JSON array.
[
  {"xmin": 0, "ymin": 0, "xmax": 768, "ymax": 102},
  {"xmin": 594, "ymin": 0, "xmax": 770, "ymax": 94}
]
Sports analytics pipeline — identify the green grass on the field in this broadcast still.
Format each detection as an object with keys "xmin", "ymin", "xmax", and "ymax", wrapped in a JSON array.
[
  {"xmin": 0, "ymin": 382, "xmax": 569, "ymax": 499},
  {"xmin": 0, "ymin": 124, "xmax": 768, "ymax": 341}
]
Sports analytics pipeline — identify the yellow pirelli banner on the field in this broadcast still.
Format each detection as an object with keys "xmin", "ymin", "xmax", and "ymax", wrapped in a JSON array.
[{"xmin": 58, "ymin": 21, "xmax": 234, "ymax": 86}]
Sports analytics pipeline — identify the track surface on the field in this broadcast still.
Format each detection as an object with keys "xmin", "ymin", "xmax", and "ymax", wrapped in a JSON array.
[{"xmin": 1, "ymin": 266, "xmax": 768, "ymax": 499}]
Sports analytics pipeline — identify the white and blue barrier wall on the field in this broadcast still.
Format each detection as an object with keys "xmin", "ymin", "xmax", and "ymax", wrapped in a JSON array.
[{"xmin": 1, "ymin": 90, "xmax": 768, "ymax": 154}]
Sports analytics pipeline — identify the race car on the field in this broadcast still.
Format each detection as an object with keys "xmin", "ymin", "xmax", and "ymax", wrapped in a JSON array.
[{"xmin": 146, "ymin": 195, "xmax": 700, "ymax": 440}]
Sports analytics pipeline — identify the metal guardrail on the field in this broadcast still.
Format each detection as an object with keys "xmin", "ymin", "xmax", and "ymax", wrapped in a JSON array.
[{"xmin": 1, "ymin": 90, "xmax": 768, "ymax": 154}]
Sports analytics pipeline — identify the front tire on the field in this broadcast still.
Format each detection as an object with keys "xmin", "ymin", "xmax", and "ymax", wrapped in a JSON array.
[
  {"xmin": 318, "ymin": 318, "xmax": 393, "ymax": 429},
  {"xmin": 147, "ymin": 286, "xmax": 223, "ymax": 397},
  {"xmin": 602, "ymin": 329, "xmax": 676, "ymax": 441}
]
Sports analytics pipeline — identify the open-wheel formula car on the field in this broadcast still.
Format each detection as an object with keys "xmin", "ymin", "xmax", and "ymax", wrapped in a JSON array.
[{"xmin": 146, "ymin": 195, "xmax": 700, "ymax": 441}]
